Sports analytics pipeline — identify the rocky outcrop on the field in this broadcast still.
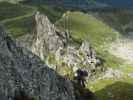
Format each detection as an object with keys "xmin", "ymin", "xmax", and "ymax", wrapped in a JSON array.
[
  {"xmin": 0, "ymin": 27, "xmax": 75, "ymax": 100},
  {"xmin": 32, "ymin": 12, "xmax": 69, "ymax": 60},
  {"xmin": 54, "ymin": 41, "xmax": 102, "ymax": 77},
  {"xmin": 31, "ymin": 12, "xmax": 103, "ymax": 77}
]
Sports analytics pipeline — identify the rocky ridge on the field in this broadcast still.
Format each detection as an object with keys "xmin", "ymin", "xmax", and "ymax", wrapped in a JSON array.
[
  {"xmin": 32, "ymin": 12, "xmax": 69, "ymax": 60},
  {"xmin": 31, "ymin": 12, "xmax": 103, "ymax": 77},
  {"xmin": 0, "ymin": 27, "xmax": 75, "ymax": 100}
]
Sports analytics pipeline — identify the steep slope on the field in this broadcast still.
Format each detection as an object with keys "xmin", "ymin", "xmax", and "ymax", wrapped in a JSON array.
[
  {"xmin": 89, "ymin": 9, "xmax": 133, "ymax": 64},
  {"xmin": 96, "ymin": 0, "xmax": 133, "ymax": 8},
  {"xmin": 56, "ymin": 11, "xmax": 122, "ymax": 68},
  {"xmin": 24, "ymin": 0, "xmax": 109, "ymax": 9},
  {"xmin": 0, "ymin": 2, "xmax": 36, "ymax": 38},
  {"xmin": 56, "ymin": 11, "xmax": 119, "ymax": 48},
  {"xmin": 0, "ymin": 0, "xmax": 24, "ymax": 3},
  {"xmin": 91, "ymin": 9, "xmax": 133, "ymax": 35},
  {"xmin": 32, "ymin": 12, "xmax": 69, "ymax": 60},
  {"xmin": 0, "ymin": 2, "xmax": 34, "ymax": 22},
  {"xmin": 0, "ymin": 2, "xmax": 65, "ymax": 38},
  {"xmin": 0, "ymin": 27, "xmax": 75, "ymax": 100},
  {"xmin": 31, "ymin": 12, "xmax": 103, "ymax": 78}
]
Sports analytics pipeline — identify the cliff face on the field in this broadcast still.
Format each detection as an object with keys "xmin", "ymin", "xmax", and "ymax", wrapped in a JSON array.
[
  {"xmin": 31, "ymin": 12, "xmax": 103, "ymax": 77},
  {"xmin": 0, "ymin": 27, "xmax": 75, "ymax": 100},
  {"xmin": 32, "ymin": 12, "xmax": 69, "ymax": 60}
]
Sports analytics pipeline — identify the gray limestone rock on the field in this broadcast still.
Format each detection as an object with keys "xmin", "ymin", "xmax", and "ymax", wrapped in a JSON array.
[
  {"xmin": 32, "ymin": 12, "xmax": 68, "ymax": 60},
  {"xmin": 0, "ymin": 27, "xmax": 75, "ymax": 100},
  {"xmin": 30, "ymin": 12, "xmax": 103, "ymax": 78}
]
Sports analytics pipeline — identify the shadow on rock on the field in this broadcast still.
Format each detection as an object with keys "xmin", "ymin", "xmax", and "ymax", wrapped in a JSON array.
[
  {"xmin": 95, "ymin": 82, "xmax": 133, "ymax": 100},
  {"xmin": 13, "ymin": 90, "xmax": 35, "ymax": 100},
  {"xmin": 72, "ymin": 82, "xmax": 96, "ymax": 100}
]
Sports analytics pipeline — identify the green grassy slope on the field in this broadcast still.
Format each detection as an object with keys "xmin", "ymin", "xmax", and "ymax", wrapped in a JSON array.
[
  {"xmin": 0, "ymin": 2, "xmax": 34, "ymax": 21},
  {"xmin": 56, "ymin": 11, "xmax": 123, "ymax": 68},
  {"xmin": 0, "ymin": 2, "xmax": 65, "ymax": 38},
  {"xmin": 56, "ymin": 11, "xmax": 133, "ymax": 100},
  {"xmin": 89, "ymin": 78, "xmax": 133, "ymax": 100},
  {"xmin": 91, "ymin": 9, "xmax": 133, "ymax": 35},
  {"xmin": 0, "ymin": 0, "xmax": 23, "ymax": 4},
  {"xmin": 56, "ymin": 12, "xmax": 118, "ymax": 46},
  {"xmin": 38, "ymin": 5, "xmax": 66, "ymax": 23},
  {"xmin": 0, "ymin": 2, "xmax": 36, "ymax": 38},
  {"xmin": 4, "ymin": 16, "xmax": 34, "ymax": 38}
]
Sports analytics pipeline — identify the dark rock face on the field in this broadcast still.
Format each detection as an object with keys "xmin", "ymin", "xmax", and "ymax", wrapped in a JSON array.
[
  {"xmin": 0, "ymin": 27, "xmax": 75, "ymax": 100},
  {"xmin": 73, "ymin": 82, "xmax": 96, "ymax": 100}
]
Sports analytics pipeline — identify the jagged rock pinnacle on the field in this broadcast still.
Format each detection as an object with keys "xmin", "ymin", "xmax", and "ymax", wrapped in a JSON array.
[
  {"xmin": 30, "ymin": 12, "xmax": 103, "ymax": 78},
  {"xmin": 32, "ymin": 12, "xmax": 68, "ymax": 60}
]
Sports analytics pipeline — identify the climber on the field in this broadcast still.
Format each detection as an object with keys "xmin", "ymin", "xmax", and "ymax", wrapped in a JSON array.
[{"xmin": 74, "ymin": 69, "xmax": 88, "ymax": 88}]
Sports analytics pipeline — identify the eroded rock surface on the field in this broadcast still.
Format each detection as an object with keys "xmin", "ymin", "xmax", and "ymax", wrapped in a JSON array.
[
  {"xmin": 0, "ymin": 27, "xmax": 75, "ymax": 100},
  {"xmin": 31, "ymin": 12, "xmax": 103, "ymax": 77},
  {"xmin": 32, "ymin": 12, "xmax": 69, "ymax": 60}
]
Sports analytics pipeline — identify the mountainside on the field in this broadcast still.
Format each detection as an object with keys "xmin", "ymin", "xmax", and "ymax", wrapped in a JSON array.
[
  {"xmin": 0, "ymin": 0, "xmax": 24, "ymax": 3},
  {"xmin": 32, "ymin": 12, "xmax": 69, "ymax": 60},
  {"xmin": 91, "ymin": 9, "xmax": 133, "ymax": 35},
  {"xmin": 2, "ymin": 0, "xmax": 133, "ymax": 8},
  {"xmin": 56, "ymin": 11, "xmax": 122, "ymax": 68},
  {"xmin": 89, "ymin": 9, "xmax": 133, "ymax": 64},
  {"xmin": 96, "ymin": 0, "xmax": 133, "ymax": 8},
  {"xmin": 29, "ymin": 12, "xmax": 103, "ymax": 78},
  {"xmin": 0, "ymin": 27, "xmax": 75, "ymax": 100},
  {"xmin": 0, "ymin": 1, "xmax": 133, "ymax": 100},
  {"xmin": 31, "ymin": 0, "xmax": 109, "ymax": 10},
  {"xmin": 0, "ymin": 2, "xmax": 36, "ymax": 38}
]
